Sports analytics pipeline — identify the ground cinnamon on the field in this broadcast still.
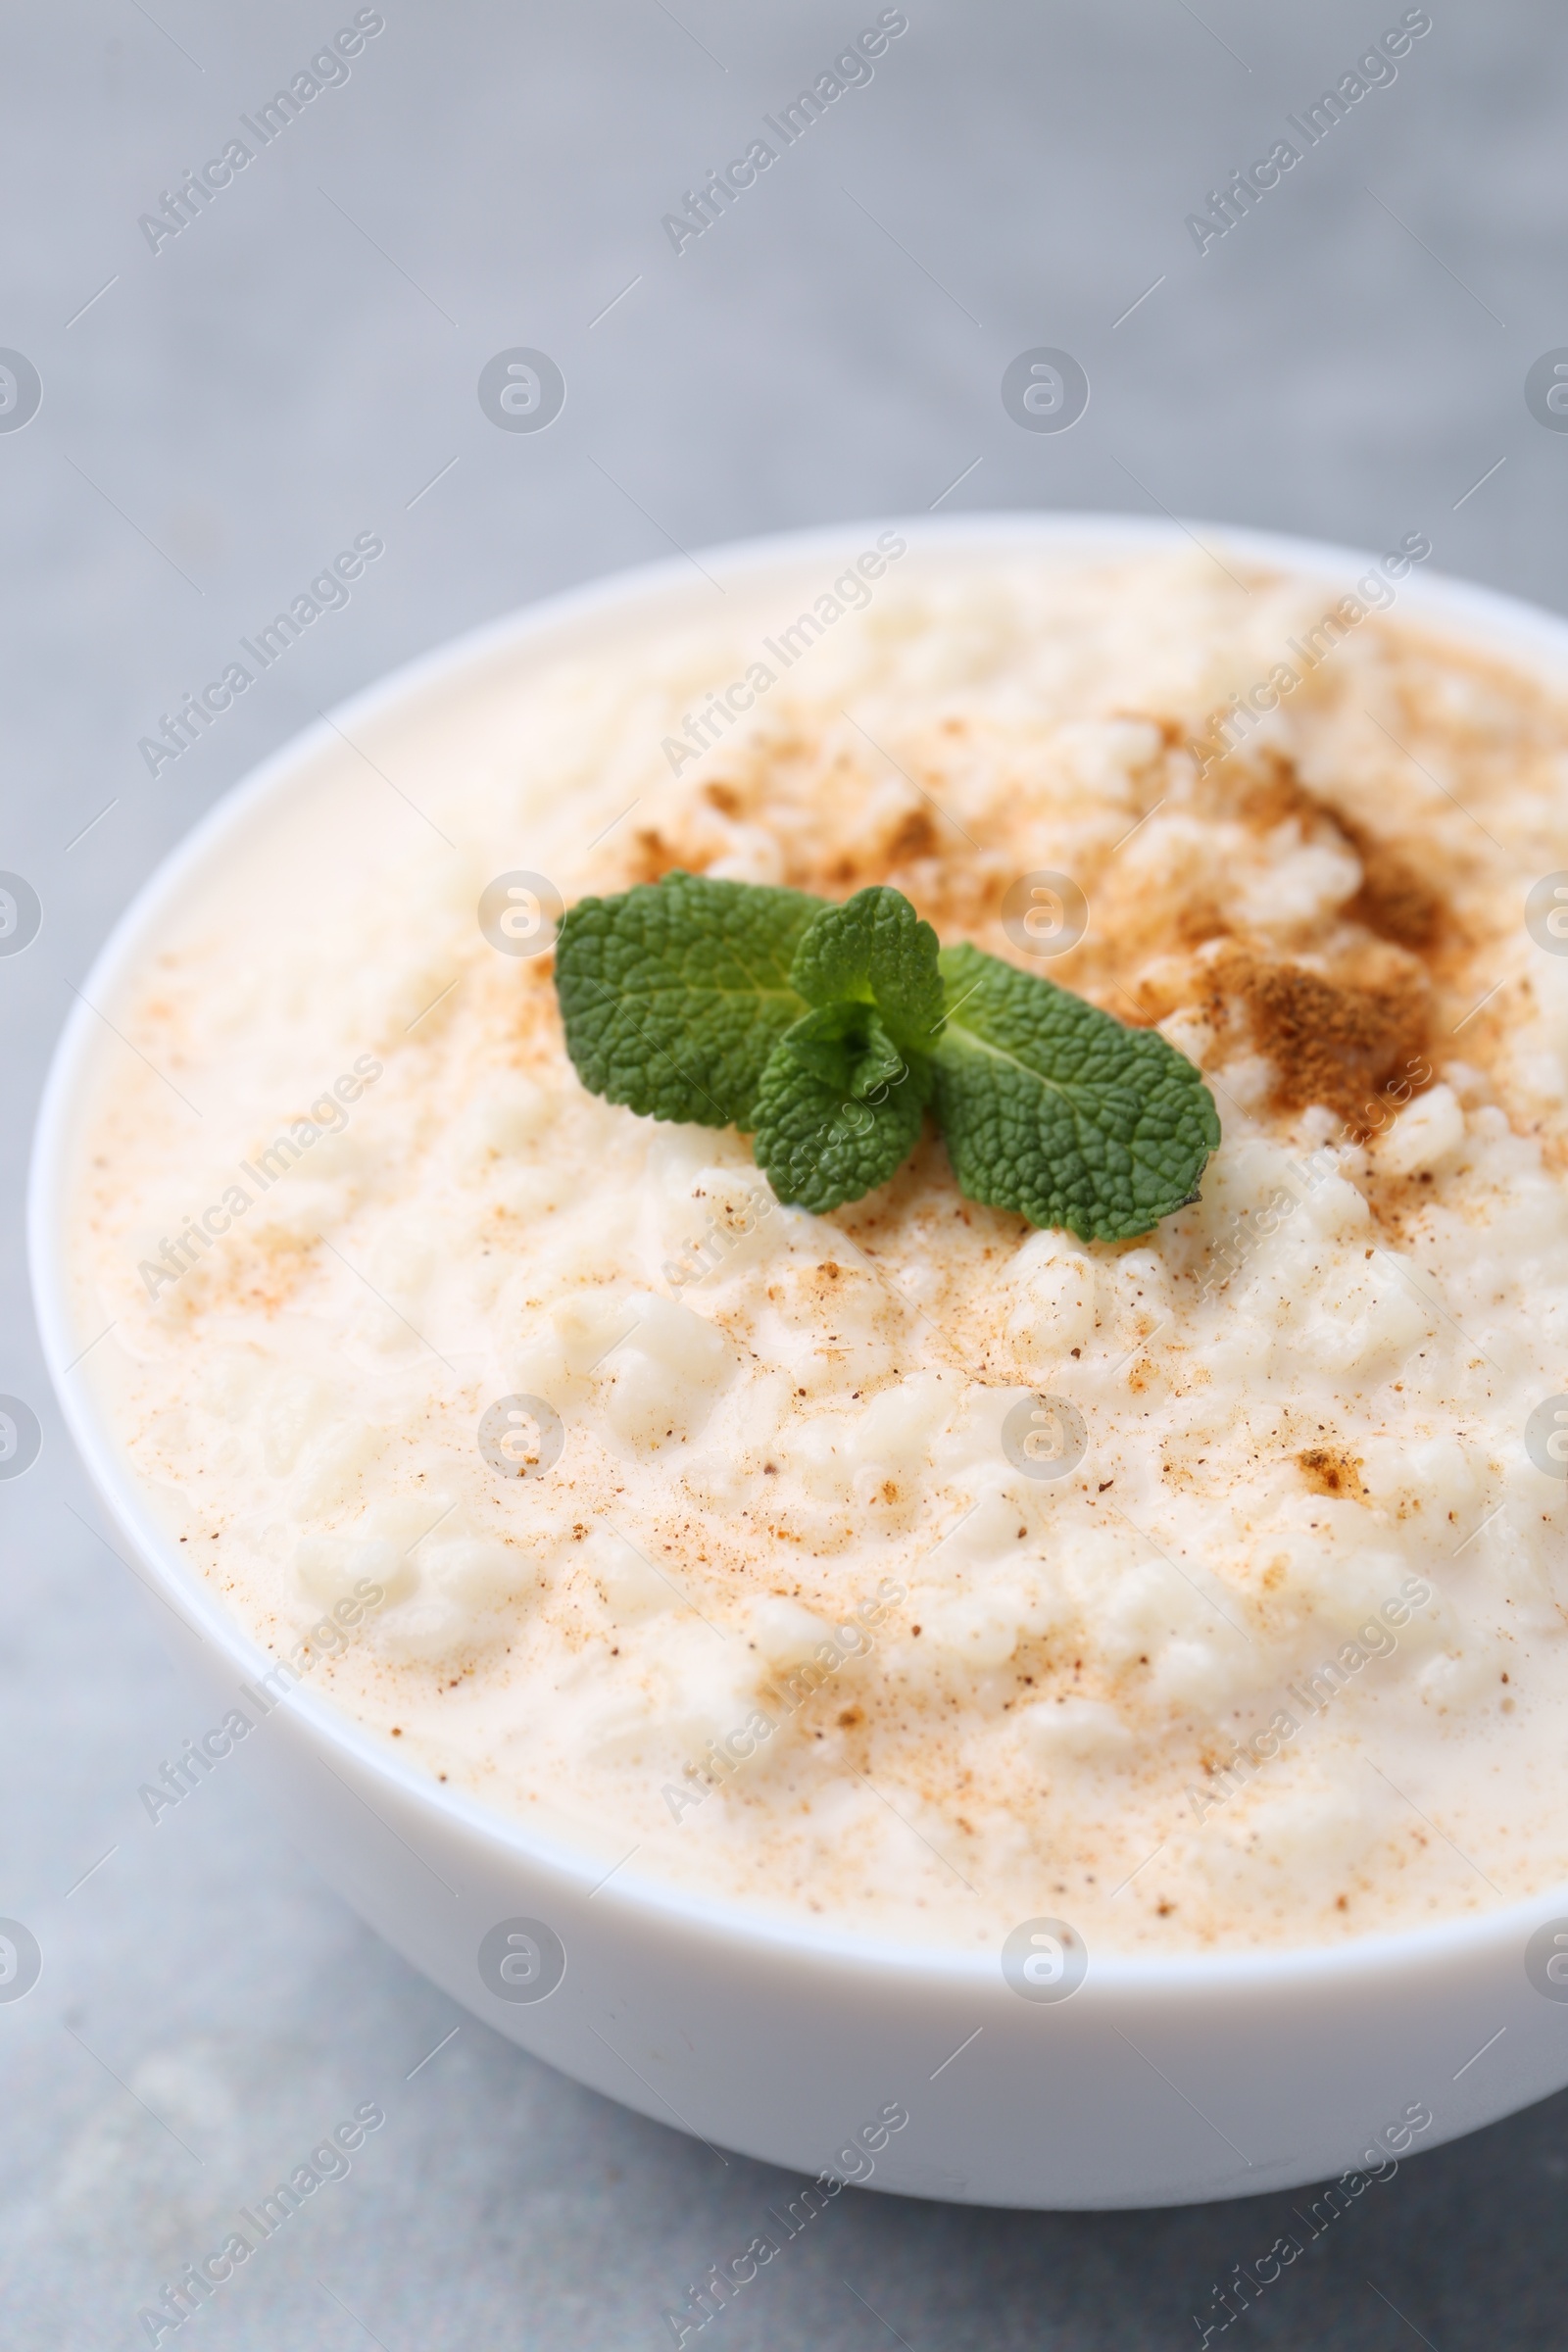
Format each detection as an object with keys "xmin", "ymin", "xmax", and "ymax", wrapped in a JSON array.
[{"xmin": 1207, "ymin": 946, "xmax": 1431, "ymax": 1133}]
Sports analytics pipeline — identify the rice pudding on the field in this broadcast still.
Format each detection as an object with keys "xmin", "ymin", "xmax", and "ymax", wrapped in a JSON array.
[{"xmin": 66, "ymin": 534, "xmax": 1568, "ymax": 1954}]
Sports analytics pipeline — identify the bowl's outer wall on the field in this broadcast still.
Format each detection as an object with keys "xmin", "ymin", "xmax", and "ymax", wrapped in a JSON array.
[{"xmin": 33, "ymin": 515, "xmax": 1568, "ymax": 2208}]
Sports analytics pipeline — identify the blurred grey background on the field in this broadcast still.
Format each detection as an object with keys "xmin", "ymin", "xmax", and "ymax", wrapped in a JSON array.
[{"xmin": 4, "ymin": 2, "xmax": 1566, "ymax": 2343}]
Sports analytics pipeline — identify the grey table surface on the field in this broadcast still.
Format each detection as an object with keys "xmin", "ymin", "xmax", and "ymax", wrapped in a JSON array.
[{"xmin": 4, "ymin": 1, "xmax": 1566, "ymax": 2344}]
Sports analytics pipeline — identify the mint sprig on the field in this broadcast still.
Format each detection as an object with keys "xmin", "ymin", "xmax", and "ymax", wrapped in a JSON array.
[{"xmin": 554, "ymin": 873, "xmax": 1218, "ymax": 1238}]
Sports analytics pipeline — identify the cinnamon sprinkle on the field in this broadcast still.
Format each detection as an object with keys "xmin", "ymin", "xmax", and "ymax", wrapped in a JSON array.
[{"xmin": 1205, "ymin": 946, "xmax": 1431, "ymax": 1134}]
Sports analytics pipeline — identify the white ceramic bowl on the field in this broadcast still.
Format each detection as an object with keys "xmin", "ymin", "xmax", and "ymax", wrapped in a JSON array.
[{"xmin": 31, "ymin": 514, "xmax": 1568, "ymax": 2210}]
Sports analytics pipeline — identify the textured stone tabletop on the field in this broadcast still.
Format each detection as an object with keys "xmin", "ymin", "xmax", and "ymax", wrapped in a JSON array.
[{"xmin": 3, "ymin": 1, "xmax": 1567, "ymax": 2343}]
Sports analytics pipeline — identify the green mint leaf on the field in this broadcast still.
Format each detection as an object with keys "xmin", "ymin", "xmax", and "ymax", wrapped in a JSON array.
[
  {"xmin": 931, "ymin": 943, "xmax": 1220, "ymax": 1242},
  {"xmin": 554, "ymin": 872, "xmax": 823, "ymax": 1128},
  {"xmin": 789, "ymin": 885, "xmax": 945, "ymax": 1054},
  {"xmin": 753, "ymin": 1008, "xmax": 931, "ymax": 1213}
]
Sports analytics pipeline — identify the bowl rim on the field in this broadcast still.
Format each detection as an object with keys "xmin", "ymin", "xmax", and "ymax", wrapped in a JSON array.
[{"xmin": 30, "ymin": 504, "xmax": 1568, "ymax": 1997}]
